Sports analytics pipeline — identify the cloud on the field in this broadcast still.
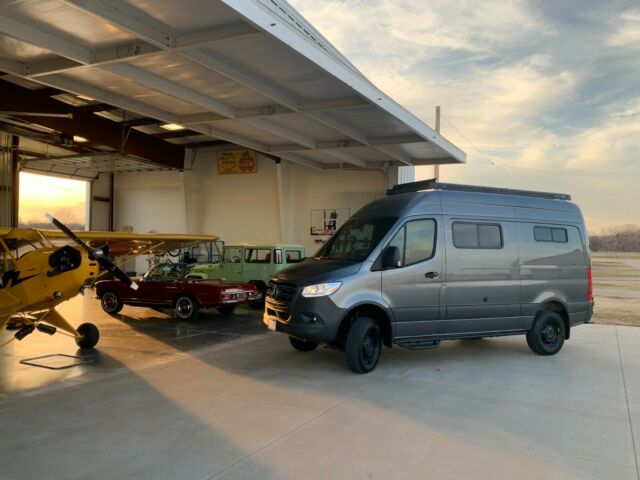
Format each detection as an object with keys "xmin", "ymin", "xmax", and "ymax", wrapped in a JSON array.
[
  {"xmin": 289, "ymin": 0, "xmax": 640, "ymax": 230},
  {"xmin": 608, "ymin": 8, "xmax": 640, "ymax": 48}
]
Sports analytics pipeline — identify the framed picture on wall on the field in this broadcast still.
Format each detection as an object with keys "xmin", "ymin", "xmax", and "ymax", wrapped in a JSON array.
[{"xmin": 310, "ymin": 208, "xmax": 350, "ymax": 236}]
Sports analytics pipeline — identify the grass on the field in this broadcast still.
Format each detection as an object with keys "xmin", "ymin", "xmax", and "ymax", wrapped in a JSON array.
[{"xmin": 591, "ymin": 253, "xmax": 640, "ymax": 327}]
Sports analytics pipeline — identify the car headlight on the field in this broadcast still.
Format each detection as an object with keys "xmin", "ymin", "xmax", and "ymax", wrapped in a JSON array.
[{"xmin": 301, "ymin": 282, "xmax": 342, "ymax": 297}]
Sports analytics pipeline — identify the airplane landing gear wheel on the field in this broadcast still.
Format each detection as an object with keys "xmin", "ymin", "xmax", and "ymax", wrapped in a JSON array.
[{"xmin": 75, "ymin": 323, "xmax": 99, "ymax": 349}]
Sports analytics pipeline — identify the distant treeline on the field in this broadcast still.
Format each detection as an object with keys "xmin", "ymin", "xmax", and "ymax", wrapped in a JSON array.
[
  {"xmin": 590, "ymin": 225, "xmax": 640, "ymax": 252},
  {"xmin": 19, "ymin": 220, "xmax": 85, "ymax": 231}
]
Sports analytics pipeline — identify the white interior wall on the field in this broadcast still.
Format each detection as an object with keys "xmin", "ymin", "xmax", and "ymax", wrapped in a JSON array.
[
  {"xmin": 114, "ymin": 149, "xmax": 398, "ymax": 273},
  {"xmin": 88, "ymin": 172, "xmax": 112, "ymax": 231}
]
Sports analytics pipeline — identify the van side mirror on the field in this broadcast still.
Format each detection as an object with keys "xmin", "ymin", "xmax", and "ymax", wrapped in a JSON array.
[{"xmin": 381, "ymin": 246, "xmax": 401, "ymax": 269}]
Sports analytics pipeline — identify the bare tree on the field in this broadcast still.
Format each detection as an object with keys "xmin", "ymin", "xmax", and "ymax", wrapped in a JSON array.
[{"xmin": 590, "ymin": 225, "xmax": 640, "ymax": 252}]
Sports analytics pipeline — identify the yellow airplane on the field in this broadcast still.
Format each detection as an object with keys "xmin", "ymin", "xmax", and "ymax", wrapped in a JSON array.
[{"xmin": 0, "ymin": 215, "xmax": 218, "ymax": 350}]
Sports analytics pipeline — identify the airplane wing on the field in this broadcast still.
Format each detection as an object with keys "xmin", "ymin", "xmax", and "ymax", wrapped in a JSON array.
[
  {"xmin": 41, "ymin": 230, "xmax": 219, "ymax": 256},
  {"xmin": 0, "ymin": 228, "xmax": 49, "ymax": 250}
]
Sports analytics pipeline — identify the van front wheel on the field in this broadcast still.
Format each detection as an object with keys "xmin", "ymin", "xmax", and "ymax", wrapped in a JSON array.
[
  {"xmin": 526, "ymin": 310, "xmax": 566, "ymax": 355},
  {"xmin": 345, "ymin": 317, "xmax": 382, "ymax": 374}
]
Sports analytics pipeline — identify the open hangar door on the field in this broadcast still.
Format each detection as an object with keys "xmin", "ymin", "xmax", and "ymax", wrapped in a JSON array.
[
  {"xmin": 0, "ymin": 77, "xmax": 188, "ymax": 230},
  {"xmin": 0, "ymin": 0, "xmax": 465, "ymax": 265}
]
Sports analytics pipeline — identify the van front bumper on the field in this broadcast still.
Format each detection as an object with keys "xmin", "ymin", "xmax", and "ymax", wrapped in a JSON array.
[{"xmin": 263, "ymin": 295, "xmax": 346, "ymax": 344}]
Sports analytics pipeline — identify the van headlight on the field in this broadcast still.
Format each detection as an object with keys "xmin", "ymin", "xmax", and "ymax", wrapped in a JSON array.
[{"xmin": 301, "ymin": 282, "xmax": 342, "ymax": 298}]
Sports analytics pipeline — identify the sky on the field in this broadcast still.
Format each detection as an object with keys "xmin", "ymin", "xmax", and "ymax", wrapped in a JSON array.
[
  {"xmin": 19, "ymin": 172, "xmax": 86, "ymax": 226},
  {"xmin": 289, "ymin": 0, "xmax": 640, "ymax": 233}
]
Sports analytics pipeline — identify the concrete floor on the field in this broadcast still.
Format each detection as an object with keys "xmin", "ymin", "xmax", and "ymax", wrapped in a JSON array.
[{"xmin": 0, "ymin": 296, "xmax": 638, "ymax": 480}]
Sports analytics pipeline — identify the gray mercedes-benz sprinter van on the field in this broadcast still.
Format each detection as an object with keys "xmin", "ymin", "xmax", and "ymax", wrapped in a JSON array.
[{"xmin": 264, "ymin": 180, "xmax": 594, "ymax": 373}]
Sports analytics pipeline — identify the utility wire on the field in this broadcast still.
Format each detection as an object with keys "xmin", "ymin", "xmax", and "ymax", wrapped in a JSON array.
[{"xmin": 441, "ymin": 113, "xmax": 524, "ymax": 187}]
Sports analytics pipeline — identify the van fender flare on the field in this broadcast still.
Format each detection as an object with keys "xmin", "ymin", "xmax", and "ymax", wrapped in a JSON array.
[
  {"xmin": 530, "ymin": 294, "xmax": 571, "ymax": 340},
  {"xmin": 335, "ymin": 300, "xmax": 396, "ymax": 347}
]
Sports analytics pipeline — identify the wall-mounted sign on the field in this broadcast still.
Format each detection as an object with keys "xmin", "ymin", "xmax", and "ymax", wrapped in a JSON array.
[{"xmin": 216, "ymin": 149, "xmax": 257, "ymax": 175}]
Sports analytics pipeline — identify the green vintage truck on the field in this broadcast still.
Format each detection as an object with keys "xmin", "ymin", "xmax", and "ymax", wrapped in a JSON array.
[{"xmin": 187, "ymin": 243, "xmax": 305, "ymax": 305}]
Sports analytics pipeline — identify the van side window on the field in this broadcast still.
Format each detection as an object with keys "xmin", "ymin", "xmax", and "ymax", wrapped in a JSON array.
[
  {"xmin": 452, "ymin": 222, "xmax": 503, "ymax": 249},
  {"xmin": 285, "ymin": 250, "xmax": 302, "ymax": 263},
  {"xmin": 274, "ymin": 249, "xmax": 283, "ymax": 264},
  {"xmin": 223, "ymin": 247, "xmax": 243, "ymax": 263},
  {"xmin": 245, "ymin": 248, "xmax": 272, "ymax": 264},
  {"xmin": 534, "ymin": 227, "xmax": 568, "ymax": 243},
  {"xmin": 387, "ymin": 219, "xmax": 436, "ymax": 267}
]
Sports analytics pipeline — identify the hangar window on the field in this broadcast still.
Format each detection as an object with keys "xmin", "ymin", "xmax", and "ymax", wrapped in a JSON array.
[
  {"xmin": 453, "ymin": 222, "xmax": 503, "ymax": 249},
  {"xmin": 534, "ymin": 227, "xmax": 568, "ymax": 243},
  {"xmin": 245, "ymin": 248, "xmax": 272, "ymax": 264}
]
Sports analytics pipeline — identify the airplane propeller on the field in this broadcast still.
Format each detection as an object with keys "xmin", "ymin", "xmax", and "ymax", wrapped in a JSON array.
[{"xmin": 46, "ymin": 214, "xmax": 139, "ymax": 290}]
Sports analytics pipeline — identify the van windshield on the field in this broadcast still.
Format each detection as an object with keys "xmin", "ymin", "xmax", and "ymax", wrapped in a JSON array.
[{"xmin": 315, "ymin": 217, "xmax": 398, "ymax": 262}]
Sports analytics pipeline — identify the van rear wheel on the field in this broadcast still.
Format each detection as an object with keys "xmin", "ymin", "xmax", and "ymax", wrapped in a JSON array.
[
  {"xmin": 526, "ymin": 310, "xmax": 566, "ymax": 355},
  {"xmin": 345, "ymin": 317, "xmax": 382, "ymax": 374}
]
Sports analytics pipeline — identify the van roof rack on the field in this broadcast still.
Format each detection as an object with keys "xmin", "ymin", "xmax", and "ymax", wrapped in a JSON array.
[{"xmin": 386, "ymin": 179, "xmax": 571, "ymax": 200}]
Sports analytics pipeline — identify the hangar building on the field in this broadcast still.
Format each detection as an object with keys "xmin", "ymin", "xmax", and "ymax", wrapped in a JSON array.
[{"xmin": 0, "ymin": 0, "xmax": 465, "ymax": 259}]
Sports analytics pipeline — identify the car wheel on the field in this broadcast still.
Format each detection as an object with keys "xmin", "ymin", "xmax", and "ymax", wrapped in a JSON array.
[
  {"xmin": 289, "ymin": 336, "xmax": 318, "ymax": 352},
  {"xmin": 101, "ymin": 291, "xmax": 123, "ymax": 314},
  {"xmin": 249, "ymin": 281, "xmax": 266, "ymax": 309},
  {"xmin": 75, "ymin": 323, "xmax": 100, "ymax": 349},
  {"xmin": 217, "ymin": 305, "xmax": 236, "ymax": 315},
  {"xmin": 175, "ymin": 296, "xmax": 199, "ymax": 321},
  {"xmin": 345, "ymin": 317, "xmax": 382, "ymax": 374},
  {"xmin": 526, "ymin": 310, "xmax": 566, "ymax": 355}
]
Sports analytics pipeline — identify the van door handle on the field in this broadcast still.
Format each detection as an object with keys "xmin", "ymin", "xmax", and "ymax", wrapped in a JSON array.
[{"xmin": 424, "ymin": 272, "xmax": 439, "ymax": 279}]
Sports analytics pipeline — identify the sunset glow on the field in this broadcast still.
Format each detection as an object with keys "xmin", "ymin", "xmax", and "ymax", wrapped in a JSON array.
[{"xmin": 19, "ymin": 172, "xmax": 87, "ymax": 227}]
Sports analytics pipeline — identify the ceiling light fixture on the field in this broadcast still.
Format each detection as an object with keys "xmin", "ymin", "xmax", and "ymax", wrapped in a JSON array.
[
  {"xmin": 160, "ymin": 123, "xmax": 185, "ymax": 131},
  {"xmin": 73, "ymin": 135, "xmax": 89, "ymax": 143}
]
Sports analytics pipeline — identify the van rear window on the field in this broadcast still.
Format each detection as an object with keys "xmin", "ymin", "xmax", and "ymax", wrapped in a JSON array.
[
  {"xmin": 452, "ymin": 222, "xmax": 503, "ymax": 249},
  {"xmin": 534, "ymin": 227, "xmax": 568, "ymax": 243}
]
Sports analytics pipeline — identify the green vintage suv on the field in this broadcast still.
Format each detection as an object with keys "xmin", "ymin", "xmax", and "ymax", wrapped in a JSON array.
[{"xmin": 187, "ymin": 243, "xmax": 305, "ymax": 305}]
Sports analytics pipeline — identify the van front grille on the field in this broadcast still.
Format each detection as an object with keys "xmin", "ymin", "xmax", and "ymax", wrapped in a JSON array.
[
  {"xmin": 266, "ymin": 281, "xmax": 298, "ymax": 321},
  {"xmin": 267, "ymin": 281, "xmax": 297, "ymax": 303}
]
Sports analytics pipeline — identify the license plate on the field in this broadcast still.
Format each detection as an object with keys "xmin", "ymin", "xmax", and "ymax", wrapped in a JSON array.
[{"xmin": 268, "ymin": 319, "xmax": 277, "ymax": 331}]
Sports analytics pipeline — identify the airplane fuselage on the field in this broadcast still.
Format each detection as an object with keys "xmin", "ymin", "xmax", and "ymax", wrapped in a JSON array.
[{"xmin": 0, "ymin": 246, "xmax": 97, "ymax": 318}]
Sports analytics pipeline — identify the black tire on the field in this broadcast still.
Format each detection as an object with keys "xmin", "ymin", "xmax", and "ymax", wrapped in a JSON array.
[
  {"xmin": 289, "ymin": 336, "xmax": 318, "ymax": 352},
  {"xmin": 217, "ymin": 304, "xmax": 236, "ymax": 315},
  {"xmin": 75, "ymin": 323, "xmax": 99, "ymax": 349},
  {"xmin": 526, "ymin": 310, "xmax": 566, "ymax": 355},
  {"xmin": 100, "ymin": 291, "xmax": 123, "ymax": 314},
  {"xmin": 345, "ymin": 317, "xmax": 382, "ymax": 374},
  {"xmin": 249, "ymin": 281, "xmax": 266, "ymax": 309},
  {"xmin": 175, "ymin": 296, "xmax": 199, "ymax": 321}
]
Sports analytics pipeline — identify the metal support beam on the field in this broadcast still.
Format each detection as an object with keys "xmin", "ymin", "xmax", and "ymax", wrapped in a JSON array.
[
  {"xmin": 184, "ymin": 49, "xmax": 302, "ymax": 110},
  {"xmin": 176, "ymin": 96, "xmax": 369, "ymax": 125},
  {"xmin": 0, "ymin": 14, "xmax": 93, "ymax": 64},
  {"xmin": 243, "ymin": 118, "xmax": 316, "ymax": 149},
  {"xmin": 25, "ymin": 20, "xmax": 258, "ymax": 77},
  {"xmin": 101, "ymin": 63, "xmax": 238, "ymax": 118},
  {"xmin": 154, "ymin": 130, "xmax": 204, "ymax": 140},
  {"xmin": 59, "ymin": 0, "xmax": 172, "ymax": 48},
  {"xmin": 0, "ymin": 79, "xmax": 184, "ymax": 169},
  {"xmin": 11, "ymin": 135, "xmax": 19, "ymax": 228}
]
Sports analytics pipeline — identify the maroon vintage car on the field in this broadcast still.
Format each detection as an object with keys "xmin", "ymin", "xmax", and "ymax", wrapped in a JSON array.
[{"xmin": 95, "ymin": 263, "xmax": 260, "ymax": 320}]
